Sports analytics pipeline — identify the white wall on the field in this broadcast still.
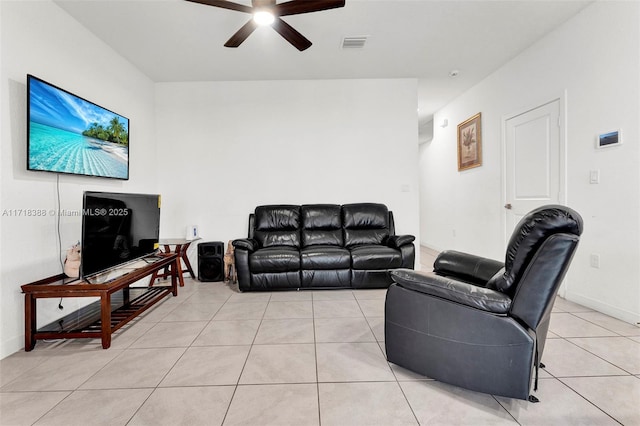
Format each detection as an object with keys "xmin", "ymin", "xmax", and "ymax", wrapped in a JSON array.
[
  {"xmin": 155, "ymin": 79, "xmax": 421, "ymax": 266},
  {"xmin": 420, "ymin": 1, "xmax": 640, "ymax": 324},
  {"xmin": 0, "ymin": 0, "xmax": 157, "ymax": 358}
]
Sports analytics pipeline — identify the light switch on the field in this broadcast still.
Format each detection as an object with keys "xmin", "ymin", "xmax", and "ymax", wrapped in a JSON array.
[{"xmin": 589, "ymin": 170, "xmax": 600, "ymax": 184}]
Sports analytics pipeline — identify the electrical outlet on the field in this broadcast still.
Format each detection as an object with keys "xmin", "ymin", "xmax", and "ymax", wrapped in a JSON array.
[
  {"xmin": 452, "ymin": 229, "xmax": 456, "ymax": 237},
  {"xmin": 590, "ymin": 254, "xmax": 600, "ymax": 268}
]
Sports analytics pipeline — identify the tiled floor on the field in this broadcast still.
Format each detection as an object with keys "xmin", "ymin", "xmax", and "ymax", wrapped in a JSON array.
[{"xmin": 1, "ymin": 249, "xmax": 639, "ymax": 425}]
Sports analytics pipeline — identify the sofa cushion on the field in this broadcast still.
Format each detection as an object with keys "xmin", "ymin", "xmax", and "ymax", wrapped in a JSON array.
[
  {"xmin": 301, "ymin": 204, "xmax": 343, "ymax": 247},
  {"xmin": 301, "ymin": 246, "xmax": 351, "ymax": 270},
  {"xmin": 254, "ymin": 205, "xmax": 301, "ymax": 249},
  {"xmin": 343, "ymin": 203, "xmax": 390, "ymax": 248},
  {"xmin": 350, "ymin": 245, "xmax": 402, "ymax": 269},
  {"xmin": 249, "ymin": 247, "xmax": 300, "ymax": 273}
]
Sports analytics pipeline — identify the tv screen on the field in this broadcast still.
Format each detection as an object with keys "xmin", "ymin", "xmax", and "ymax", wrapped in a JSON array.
[
  {"xmin": 27, "ymin": 74, "xmax": 129, "ymax": 180},
  {"xmin": 81, "ymin": 192, "xmax": 160, "ymax": 279}
]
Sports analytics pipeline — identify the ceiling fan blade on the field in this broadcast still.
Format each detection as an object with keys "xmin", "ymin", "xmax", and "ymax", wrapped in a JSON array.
[
  {"xmin": 224, "ymin": 19, "xmax": 259, "ymax": 47},
  {"xmin": 184, "ymin": 0, "xmax": 252, "ymax": 14},
  {"xmin": 271, "ymin": 17, "xmax": 312, "ymax": 51},
  {"xmin": 276, "ymin": 0, "xmax": 345, "ymax": 16}
]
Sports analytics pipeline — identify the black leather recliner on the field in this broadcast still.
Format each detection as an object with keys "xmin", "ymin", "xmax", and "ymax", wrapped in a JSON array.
[
  {"xmin": 385, "ymin": 205, "xmax": 583, "ymax": 401},
  {"xmin": 233, "ymin": 203, "xmax": 415, "ymax": 291}
]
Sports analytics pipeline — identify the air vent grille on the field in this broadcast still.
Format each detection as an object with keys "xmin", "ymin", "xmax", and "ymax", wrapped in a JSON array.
[{"xmin": 341, "ymin": 36, "xmax": 368, "ymax": 49}]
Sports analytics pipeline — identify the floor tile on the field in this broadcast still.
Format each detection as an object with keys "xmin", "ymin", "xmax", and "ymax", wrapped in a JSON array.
[
  {"xmin": 562, "ymin": 376, "xmax": 640, "ymax": 425},
  {"xmin": 129, "ymin": 386, "xmax": 234, "ymax": 426},
  {"xmin": 549, "ymin": 313, "xmax": 618, "ymax": 337},
  {"xmin": 541, "ymin": 339, "xmax": 628, "ymax": 377},
  {"xmin": 1, "ymin": 350, "xmax": 121, "ymax": 391},
  {"xmin": 0, "ymin": 352, "xmax": 47, "ymax": 387},
  {"xmin": 401, "ymin": 380, "xmax": 517, "ymax": 424},
  {"xmin": 181, "ymin": 290, "xmax": 232, "ymax": 304},
  {"xmin": 81, "ymin": 347, "xmax": 185, "ymax": 389},
  {"xmin": 34, "ymin": 388, "xmax": 152, "ymax": 425},
  {"xmin": 227, "ymin": 292, "xmax": 271, "ymax": 303},
  {"xmin": 568, "ymin": 337, "xmax": 640, "ymax": 374},
  {"xmin": 496, "ymin": 378, "xmax": 619, "ymax": 425},
  {"xmin": 552, "ymin": 297, "xmax": 594, "ymax": 313},
  {"xmin": 263, "ymin": 301, "xmax": 313, "ymax": 319},
  {"xmin": 314, "ymin": 317, "xmax": 376, "ymax": 343},
  {"xmin": 318, "ymin": 382, "xmax": 417, "ymax": 425},
  {"xmin": 254, "ymin": 319, "xmax": 315, "ymax": 344},
  {"xmin": 3, "ymin": 285, "xmax": 636, "ymax": 426},
  {"xmin": 269, "ymin": 291, "xmax": 312, "ymax": 301},
  {"xmin": 160, "ymin": 345, "xmax": 250, "ymax": 386},
  {"xmin": 130, "ymin": 321, "xmax": 207, "ymax": 348},
  {"xmin": 312, "ymin": 290, "xmax": 354, "ymax": 301},
  {"xmin": 389, "ymin": 361, "xmax": 432, "ymax": 381},
  {"xmin": 353, "ymin": 289, "xmax": 387, "ymax": 300},
  {"xmin": 313, "ymin": 300, "xmax": 363, "ymax": 318},
  {"xmin": 213, "ymin": 302, "xmax": 268, "ymax": 320},
  {"xmin": 0, "ymin": 391, "xmax": 70, "ymax": 425},
  {"xmin": 192, "ymin": 320, "xmax": 260, "ymax": 346},
  {"xmin": 224, "ymin": 384, "xmax": 319, "ymax": 426},
  {"xmin": 136, "ymin": 299, "xmax": 179, "ymax": 322},
  {"xmin": 366, "ymin": 316, "xmax": 385, "ymax": 341},
  {"xmin": 356, "ymin": 298, "xmax": 386, "ymax": 317},
  {"xmin": 573, "ymin": 311, "xmax": 640, "ymax": 336},
  {"xmin": 239, "ymin": 344, "xmax": 316, "ymax": 384},
  {"xmin": 316, "ymin": 342, "xmax": 395, "ymax": 382},
  {"xmin": 160, "ymin": 302, "xmax": 223, "ymax": 321}
]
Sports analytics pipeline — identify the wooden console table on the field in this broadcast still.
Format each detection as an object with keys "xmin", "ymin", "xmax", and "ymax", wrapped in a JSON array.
[{"xmin": 21, "ymin": 253, "xmax": 178, "ymax": 351}]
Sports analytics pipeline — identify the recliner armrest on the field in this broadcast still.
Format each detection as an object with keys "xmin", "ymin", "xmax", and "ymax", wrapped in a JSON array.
[
  {"xmin": 434, "ymin": 250, "xmax": 504, "ymax": 286},
  {"xmin": 390, "ymin": 269, "xmax": 512, "ymax": 314},
  {"xmin": 387, "ymin": 234, "xmax": 415, "ymax": 249},
  {"xmin": 232, "ymin": 238, "xmax": 258, "ymax": 252}
]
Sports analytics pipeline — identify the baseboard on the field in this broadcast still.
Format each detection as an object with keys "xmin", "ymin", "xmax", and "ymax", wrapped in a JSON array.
[
  {"xmin": 420, "ymin": 244, "xmax": 442, "ymax": 255},
  {"xmin": 565, "ymin": 291, "xmax": 640, "ymax": 325},
  {"xmin": 1, "ymin": 335, "xmax": 24, "ymax": 360}
]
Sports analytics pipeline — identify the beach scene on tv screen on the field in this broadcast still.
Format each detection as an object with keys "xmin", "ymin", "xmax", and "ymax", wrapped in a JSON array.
[{"xmin": 28, "ymin": 78, "xmax": 129, "ymax": 179}]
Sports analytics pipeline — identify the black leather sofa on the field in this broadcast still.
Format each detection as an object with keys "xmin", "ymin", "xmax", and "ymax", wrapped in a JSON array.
[{"xmin": 232, "ymin": 203, "xmax": 415, "ymax": 291}]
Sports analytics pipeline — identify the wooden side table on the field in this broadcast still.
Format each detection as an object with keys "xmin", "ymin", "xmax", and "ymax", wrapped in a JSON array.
[{"xmin": 149, "ymin": 238, "xmax": 198, "ymax": 287}]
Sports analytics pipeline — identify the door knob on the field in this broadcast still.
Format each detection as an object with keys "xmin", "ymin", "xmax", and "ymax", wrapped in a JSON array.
[{"xmin": 504, "ymin": 203, "xmax": 512, "ymax": 210}]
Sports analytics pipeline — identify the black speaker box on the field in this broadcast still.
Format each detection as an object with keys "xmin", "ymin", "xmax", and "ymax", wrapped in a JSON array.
[{"xmin": 198, "ymin": 241, "xmax": 224, "ymax": 282}]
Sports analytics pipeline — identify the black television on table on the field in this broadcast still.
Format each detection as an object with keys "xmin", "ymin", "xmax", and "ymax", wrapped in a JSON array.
[
  {"xmin": 81, "ymin": 192, "xmax": 160, "ymax": 280},
  {"xmin": 27, "ymin": 74, "xmax": 129, "ymax": 180}
]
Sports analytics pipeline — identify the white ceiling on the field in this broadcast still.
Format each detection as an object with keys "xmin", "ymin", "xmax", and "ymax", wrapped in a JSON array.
[{"xmin": 54, "ymin": 0, "xmax": 591, "ymax": 122}]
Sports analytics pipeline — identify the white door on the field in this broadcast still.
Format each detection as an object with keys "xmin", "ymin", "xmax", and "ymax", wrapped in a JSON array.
[{"xmin": 504, "ymin": 99, "xmax": 563, "ymax": 239}]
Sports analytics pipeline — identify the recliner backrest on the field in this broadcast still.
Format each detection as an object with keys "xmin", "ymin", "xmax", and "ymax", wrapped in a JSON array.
[
  {"xmin": 509, "ymin": 232, "xmax": 580, "ymax": 331},
  {"xmin": 342, "ymin": 203, "xmax": 390, "ymax": 248},
  {"xmin": 253, "ymin": 205, "xmax": 301, "ymax": 248},
  {"xmin": 301, "ymin": 204, "xmax": 343, "ymax": 247},
  {"xmin": 486, "ymin": 205, "xmax": 583, "ymax": 329}
]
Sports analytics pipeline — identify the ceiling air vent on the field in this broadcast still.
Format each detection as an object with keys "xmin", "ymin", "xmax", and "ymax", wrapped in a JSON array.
[{"xmin": 341, "ymin": 36, "xmax": 368, "ymax": 49}]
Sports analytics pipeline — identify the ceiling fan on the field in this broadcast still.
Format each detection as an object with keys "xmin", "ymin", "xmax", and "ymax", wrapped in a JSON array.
[{"xmin": 185, "ymin": 0, "xmax": 346, "ymax": 51}]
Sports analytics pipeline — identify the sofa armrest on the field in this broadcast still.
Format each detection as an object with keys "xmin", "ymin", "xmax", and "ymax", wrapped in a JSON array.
[
  {"xmin": 233, "ymin": 238, "xmax": 258, "ymax": 252},
  {"xmin": 387, "ymin": 234, "xmax": 415, "ymax": 249},
  {"xmin": 434, "ymin": 250, "xmax": 504, "ymax": 286},
  {"xmin": 390, "ymin": 269, "xmax": 512, "ymax": 314}
]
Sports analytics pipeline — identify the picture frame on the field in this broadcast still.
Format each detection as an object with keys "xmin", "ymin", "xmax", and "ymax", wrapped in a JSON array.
[
  {"xmin": 457, "ymin": 112, "xmax": 482, "ymax": 171},
  {"xmin": 596, "ymin": 129, "xmax": 621, "ymax": 149}
]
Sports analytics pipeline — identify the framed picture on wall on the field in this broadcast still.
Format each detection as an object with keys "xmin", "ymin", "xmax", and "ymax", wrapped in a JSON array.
[{"xmin": 457, "ymin": 112, "xmax": 482, "ymax": 171}]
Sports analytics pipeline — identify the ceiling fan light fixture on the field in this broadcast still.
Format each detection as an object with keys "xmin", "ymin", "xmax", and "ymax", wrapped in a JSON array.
[{"xmin": 253, "ymin": 10, "xmax": 275, "ymax": 26}]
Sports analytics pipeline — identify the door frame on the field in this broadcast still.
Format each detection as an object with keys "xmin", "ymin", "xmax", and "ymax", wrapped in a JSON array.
[{"xmin": 501, "ymin": 91, "xmax": 568, "ymax": 294}]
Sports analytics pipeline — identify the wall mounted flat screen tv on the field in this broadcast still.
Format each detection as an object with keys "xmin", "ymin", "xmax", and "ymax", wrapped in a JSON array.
[
  {"xmin": 81, "ymin": 192, "xmax": 160, "ymax": 280},
  {"xmin": 27, "ymin": 74, "xmax": 129, "ymax": 180}
]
